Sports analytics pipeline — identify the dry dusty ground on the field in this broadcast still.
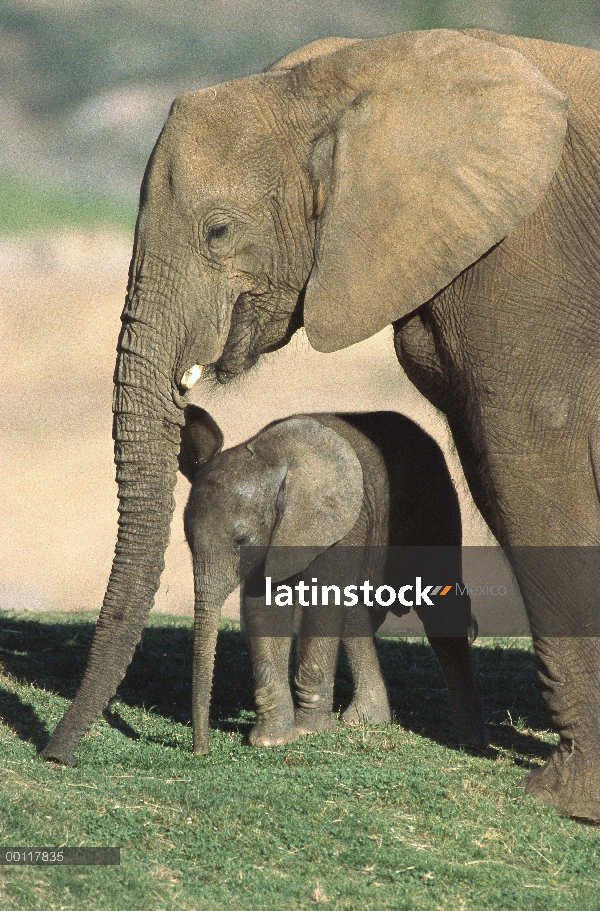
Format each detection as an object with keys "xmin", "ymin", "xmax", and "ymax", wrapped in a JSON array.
[{"xmin": 0, "ymin": 231, "xmax": 497, "ymax": 619}]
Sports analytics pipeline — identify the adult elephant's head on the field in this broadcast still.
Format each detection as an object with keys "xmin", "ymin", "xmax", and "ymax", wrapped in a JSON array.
[{"xmin": 42, "ymin": 29, "xmax": 567, "ymax": 764}]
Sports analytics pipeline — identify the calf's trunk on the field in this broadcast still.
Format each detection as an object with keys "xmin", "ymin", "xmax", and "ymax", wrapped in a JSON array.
[{"xmin": 192, "ymin": 558, "xmax": 232, "ymax": 755}]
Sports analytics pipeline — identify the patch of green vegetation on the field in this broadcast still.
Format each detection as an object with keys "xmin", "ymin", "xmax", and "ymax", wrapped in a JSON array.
[
  {"xmin": 0, "ymin": 175, "xmax": 136, "ymax": 235},
  {"xmin": 0, "ymin": 612, "xmax": 597, "ymax": 911},
  {"xmin": 3, "ymin": 0, "xmax": 600, "ymax": 122}
]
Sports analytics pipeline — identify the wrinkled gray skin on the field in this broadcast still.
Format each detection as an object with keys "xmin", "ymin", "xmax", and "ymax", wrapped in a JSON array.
[
  {"xmin": 43, "ymin": 29, "xmax": 600, "ymax": 822},
  {"xmin": 180, "ymin": 405, "xmax": 486, "ymax": 753}
]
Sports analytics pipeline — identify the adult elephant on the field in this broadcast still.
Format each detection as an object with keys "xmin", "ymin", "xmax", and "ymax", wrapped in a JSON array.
[{"xmin": 42, "ymin": 28, "xmax": 600, "ymax": 822}]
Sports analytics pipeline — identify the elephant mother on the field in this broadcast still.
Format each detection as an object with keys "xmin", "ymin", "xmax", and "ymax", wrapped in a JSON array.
[{"xmin": 43, "ymin": 29, "xmax": 600, "ymax": 822}]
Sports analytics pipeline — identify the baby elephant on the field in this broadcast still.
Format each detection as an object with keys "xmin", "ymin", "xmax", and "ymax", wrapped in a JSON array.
[{"xmin": 180, "ymin": 406, "xmax": 487, "ymax": 754}]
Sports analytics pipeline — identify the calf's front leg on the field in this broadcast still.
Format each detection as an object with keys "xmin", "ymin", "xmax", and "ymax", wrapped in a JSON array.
[{"xmin": 243, "ymin": 595, "xmax": 296, "ymax": 746}]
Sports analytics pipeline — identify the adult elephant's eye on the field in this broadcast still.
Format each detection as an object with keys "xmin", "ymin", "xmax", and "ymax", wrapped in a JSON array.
[
  {"xmin": 207, "ymin": 224, "xmax": 229, "ymax": 242},
  {"xmin": 203, "ymin": 221, "xmax": 233, "ymax": 259}
]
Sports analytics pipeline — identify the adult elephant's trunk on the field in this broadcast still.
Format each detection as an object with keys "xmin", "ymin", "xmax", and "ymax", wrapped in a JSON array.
[
  {"xmin": 42, "ymin": 296, "xmax": 189, "ymax": 765},
  {"xmin": 191, "ymin": 556, "xmax": 232, "ymax": 755}
]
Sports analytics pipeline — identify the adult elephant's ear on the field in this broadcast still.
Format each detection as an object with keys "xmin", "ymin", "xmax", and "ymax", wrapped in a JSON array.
[
  {"xmin": 304, "ymin": 29, "xmax": 568, "ymax": 353},
  {"xmin": 178, "ymin": 405, "xmax": 224, "ymax": 481},
  {"xmin": 252, "ymin": 417, "xmax": 363, "ymax": 582}
]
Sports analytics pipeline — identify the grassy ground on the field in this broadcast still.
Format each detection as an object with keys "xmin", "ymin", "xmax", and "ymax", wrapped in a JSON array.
[{"xmin": 0, "ymin": 612, "xmax": 598, "ymax": 911}]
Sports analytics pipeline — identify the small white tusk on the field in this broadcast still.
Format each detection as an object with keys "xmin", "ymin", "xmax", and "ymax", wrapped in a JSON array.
[{"xmin": 180, "ymin": 364, "xmax": 204, "ymax": 390}]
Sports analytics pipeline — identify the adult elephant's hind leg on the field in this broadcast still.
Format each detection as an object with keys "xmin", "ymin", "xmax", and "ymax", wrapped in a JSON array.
[{"xmin": 425, "ymin": 636, "xmax": 488, "ymax": 748}]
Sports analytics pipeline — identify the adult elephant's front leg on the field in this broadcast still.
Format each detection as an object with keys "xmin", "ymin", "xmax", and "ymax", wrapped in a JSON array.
[
  {"xmin": 500, "ymin": 538, "xmax": 600, "ymax": 821},
  {"xmin": 452, "ymin": 389, "xmax": 600, "ymax": 821},
  {"xmin": 524, "ymin": 634, "xmax": 600, "ymax": 821},
  {"xmin": 403, "ymin": 226, "xmax": 600, "ymax": 821}
]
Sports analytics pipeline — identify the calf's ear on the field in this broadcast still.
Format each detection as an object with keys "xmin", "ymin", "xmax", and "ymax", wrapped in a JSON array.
[
  {"xmin": 254, "ymin": 417, "xmax": 363, "ymax": 582},
  {"xmin": 179, "ymin": 405, "xmax": 224, "ymax": 481}
]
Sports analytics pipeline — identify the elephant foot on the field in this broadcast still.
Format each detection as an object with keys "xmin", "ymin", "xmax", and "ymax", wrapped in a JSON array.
[
  {"xmin": 451, "ymin": 716, "xmax": 489, "ymax": 749},
  {"xmin": 449, "ymin": 692, "xmax": 489, "ymax": 748},
  {"xmin": 249, "ymin": 714, "xmax": 298, "ymax": 748},
  {"xmin": 294, "ymin": 707, "xmax": 335, "ymax": 736},
  {"xmin": 523, "ymin": 741, "xmax": 600, "ymax": 823},
  {"xmin": 341, "ymin": 693, "xmax": 392, "ymax": 726}
]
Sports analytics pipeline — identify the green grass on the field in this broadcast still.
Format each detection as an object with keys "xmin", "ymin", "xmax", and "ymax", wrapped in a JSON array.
[
  {"xmin": 0, "ymin": 174, "xmax": 136, "ymax": 235},
  {"xmin": 0, "ymin": 612, "xmax": 598, "ymax": 910}
]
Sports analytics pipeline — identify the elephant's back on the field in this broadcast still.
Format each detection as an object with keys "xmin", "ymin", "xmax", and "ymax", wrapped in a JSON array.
[{"xmin": 314, "ymin": 411, "xmax": 462, "ymax": 547}]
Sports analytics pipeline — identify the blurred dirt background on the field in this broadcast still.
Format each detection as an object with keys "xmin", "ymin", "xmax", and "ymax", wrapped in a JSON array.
[
  {"xmin": 2, "ymin": 0, "xmax": 597, "ymax": 616},
  {"xmin": 0, "ymin": 229, "xmax": 496, "ymax": 617}
]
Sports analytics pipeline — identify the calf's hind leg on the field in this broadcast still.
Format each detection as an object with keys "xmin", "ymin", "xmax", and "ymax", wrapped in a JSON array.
[{"xmin": 340, "ymin": 635, "xmax": 392, "ymax": 726}]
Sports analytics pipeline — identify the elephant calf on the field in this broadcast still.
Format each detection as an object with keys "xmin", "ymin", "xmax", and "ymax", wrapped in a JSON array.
[{"xmin": 180, "ymin": 405, "xmax": 487, "ymax": 754}]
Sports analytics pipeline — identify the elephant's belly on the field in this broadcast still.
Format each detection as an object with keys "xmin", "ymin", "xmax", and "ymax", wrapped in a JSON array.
[
  {"xmin": 393, "ymin": 307, "xmax": 455, "ymax": 415},
  {"xmin": 393, "ymin": 303, "xmax": 498, "ymax": 534}
]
